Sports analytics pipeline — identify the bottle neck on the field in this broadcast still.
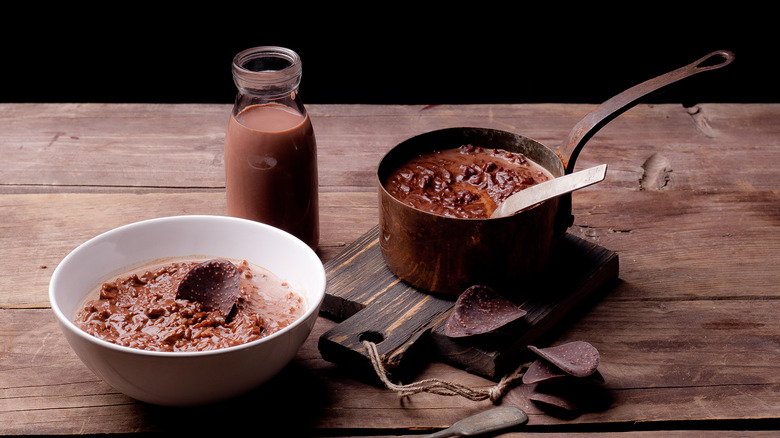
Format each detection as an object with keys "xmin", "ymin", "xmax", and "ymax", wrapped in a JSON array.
[{"xmin": 231, "ymin": 46, "xmax": 305, "ymax": 113}]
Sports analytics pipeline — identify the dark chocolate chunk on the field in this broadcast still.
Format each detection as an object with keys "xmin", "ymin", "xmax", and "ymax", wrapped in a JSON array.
[
  {"xmin": 528, "ymin": 388, "xmax": 581, "ymax": 412},
  {"xmin": 444, "ymin": 285, "xmax": 527, "ymax": 338},
  {"xmin": 176, "ymin": 259, "xmax": 240, "ymax": 318},
  {"xmin": 524, "ymin": 359, "xmax": 604, "ymax": 385},
  {"xmin": 528, "ymin": 377, "xmax": 611, "ymax": 416},
  {"xmin": 522, "ymin": 359, "xmax": 568, "ymax": 384},
  {"xmin": 528, "ymin": 341, "xmax": 600, "ymax": 378}
]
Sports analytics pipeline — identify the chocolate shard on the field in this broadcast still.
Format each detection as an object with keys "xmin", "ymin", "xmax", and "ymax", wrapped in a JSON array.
[
  {"xmin": 176, "ymin": 259, "xmax": 240, "ymax": 318},
  {"xmin": 524, "ymin": 359, "xmax": 604, "ymax": 385},
  {"xmin": 528, "ymin": 377, "xmax": 611, "ymax": 416},
  {"xmin": 528, "ymin": 341, "xmax": 600, "ymax": 378},
  {"xmin": 527, "ymin": 388, "xmax": 581, "ymax": 412},
  {"xmin": 444, "ymin": 285, "xmax": 527, "ymax": 338},
  {"xmin": 522, "ymin": 359, "xmax": 568, "ymax": 384}
]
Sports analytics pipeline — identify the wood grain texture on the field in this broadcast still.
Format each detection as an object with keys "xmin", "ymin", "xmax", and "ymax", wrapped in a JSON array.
[
  {"xmin": 318, "ymin": 226, "xmax": 618, "ymax": 381},
  {"xmin": 1, "ymin": 103, "xmax": 778, "ymax": 436}
]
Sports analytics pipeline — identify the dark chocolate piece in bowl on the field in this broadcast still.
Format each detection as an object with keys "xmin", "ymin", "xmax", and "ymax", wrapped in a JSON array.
[{"xmin": 177, "ymin": 259, "xmax": 241, "ymax": 318}]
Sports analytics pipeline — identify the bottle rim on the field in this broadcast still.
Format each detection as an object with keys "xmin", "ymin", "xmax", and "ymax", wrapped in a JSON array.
[{"xmin": 231, "ymin": 46, "xmax": 302, "ymax": 94}]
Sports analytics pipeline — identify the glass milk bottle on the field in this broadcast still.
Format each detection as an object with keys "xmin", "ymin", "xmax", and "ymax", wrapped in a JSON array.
[{"xmin": 224, "ymin": 46, "xmax": 319, "ymax": 250}]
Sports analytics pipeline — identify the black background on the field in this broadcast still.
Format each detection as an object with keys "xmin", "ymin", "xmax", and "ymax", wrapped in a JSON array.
[{"xmin": 3, "ymin": 6, "xmax": 773, "ymax": 105}]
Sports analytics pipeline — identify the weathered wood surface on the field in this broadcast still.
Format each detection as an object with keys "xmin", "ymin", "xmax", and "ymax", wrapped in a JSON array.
[
  {"xmin": 1, "ymin": 103, "xmax": 778, "ymax": 437},
  {"xmin": 319, "ymin": 226, "xmax": 619, "ymax": 381}
]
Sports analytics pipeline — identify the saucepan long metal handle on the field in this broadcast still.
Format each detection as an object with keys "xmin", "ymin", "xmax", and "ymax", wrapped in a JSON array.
[{"xmin": 557, "ymin": 49, "xmax": 735, "ymax": 174}]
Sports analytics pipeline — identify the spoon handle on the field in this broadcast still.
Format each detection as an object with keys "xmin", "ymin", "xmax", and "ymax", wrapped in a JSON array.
[
  {"xmin": 422, "ymin": 406, "xmax": 529, "ymax": 437},
  {"xmin": 491, "ymin": 164, "xmax": 607, "ymax": 219},
  {"xmin": 424, "ymin": 429, "xmax": 455, "ymax": 438}
]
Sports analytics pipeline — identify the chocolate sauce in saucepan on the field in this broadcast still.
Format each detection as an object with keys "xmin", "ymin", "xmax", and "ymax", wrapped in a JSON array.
[{"xmin": 384, "ymin": 145, "xmax": 552, "ymax": 219}]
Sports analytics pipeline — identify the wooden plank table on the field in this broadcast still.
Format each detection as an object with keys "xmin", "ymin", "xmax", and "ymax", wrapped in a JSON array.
[{"xmin": 1, "ymin": 103, "xmax": 778, "ymax": 437}]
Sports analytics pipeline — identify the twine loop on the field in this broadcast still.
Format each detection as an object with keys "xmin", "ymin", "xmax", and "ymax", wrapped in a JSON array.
[{"xmin": 363, "ymin": 340, "xmax": 527, "ymax": 402}]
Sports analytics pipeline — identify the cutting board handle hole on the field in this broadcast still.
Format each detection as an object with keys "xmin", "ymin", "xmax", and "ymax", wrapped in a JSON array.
[{"xmin": 359, "ymin": 331, "xmax": 384, "ymax": 344}]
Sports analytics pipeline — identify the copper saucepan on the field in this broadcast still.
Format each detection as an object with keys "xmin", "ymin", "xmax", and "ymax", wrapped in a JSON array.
[{"xmin": 377, "ymin": 50, "xmax": 735, "ymax": 296}]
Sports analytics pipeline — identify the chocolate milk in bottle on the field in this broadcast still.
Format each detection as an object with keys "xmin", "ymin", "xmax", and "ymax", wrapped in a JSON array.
[{"xmin": 225, "ymin": 46, "xmax": 319, "ymax": 250}]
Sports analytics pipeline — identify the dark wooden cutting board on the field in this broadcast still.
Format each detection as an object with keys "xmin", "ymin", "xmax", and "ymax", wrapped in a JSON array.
[{"xmin": 317, "ymin": 225, "xmax": 619, "ymax": 382}]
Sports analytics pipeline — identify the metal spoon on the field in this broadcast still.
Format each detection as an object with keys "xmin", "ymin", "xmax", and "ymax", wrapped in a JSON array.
[
  {"xmin": 423, "ymin": 406, "xmax": 529, "ymax": 438},
  {"xmin": 490, "ymin": 163, "xmax": 607, "ymax": 219}
]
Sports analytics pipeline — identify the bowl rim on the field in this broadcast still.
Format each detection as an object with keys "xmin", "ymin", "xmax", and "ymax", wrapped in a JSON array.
[{"xmin": 48, "ymin": 214, "xmax": 326, "ymax": 358}]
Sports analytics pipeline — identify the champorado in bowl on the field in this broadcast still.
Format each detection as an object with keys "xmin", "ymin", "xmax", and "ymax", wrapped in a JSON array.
[{"xmin": 49, "ymin": 215, "xmax": 326, "ymax": 406}]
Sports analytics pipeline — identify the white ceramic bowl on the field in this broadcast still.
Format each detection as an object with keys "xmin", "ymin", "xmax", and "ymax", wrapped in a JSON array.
[{"xmin": 49, "ymin": 215, "xmax": 326, "ymax": 406}]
